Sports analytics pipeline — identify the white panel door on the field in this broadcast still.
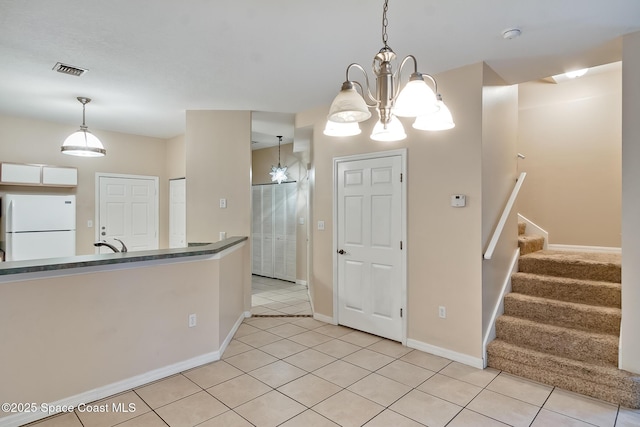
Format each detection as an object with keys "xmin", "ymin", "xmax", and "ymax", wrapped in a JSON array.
[
  {"xmin": 169, "ymin": 178, "xmax": 186, "ymax": 248},
  {"xmin": 337, "ymin": 155, "xmax": 403, "ymax": 341},
  {"xmin": 98, "ymin": 176, "xmax": 158, "ymax": 253}
]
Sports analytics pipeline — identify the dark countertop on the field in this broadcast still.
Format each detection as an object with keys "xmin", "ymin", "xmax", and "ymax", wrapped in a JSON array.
[{"xmin": 0, "ymin": 236, "xmax": 248, "ymax": 276}]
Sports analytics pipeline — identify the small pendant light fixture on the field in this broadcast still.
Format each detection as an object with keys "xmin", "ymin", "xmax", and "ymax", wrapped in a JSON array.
[
  {"xmin": 61, "ymin": 97, "xmax": 106, "ymax": 157},
  {"xmin": 326, "ymin": 0, "xmax": 455, "ymax": 141},
  {"xmin": 269, "ymin": 135, "xmax": 288, "ymax": 184}
]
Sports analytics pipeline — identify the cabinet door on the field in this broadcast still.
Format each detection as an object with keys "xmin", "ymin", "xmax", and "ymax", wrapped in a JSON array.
[
  {"xmin": 42, "ymin": 166, "xmax": 78, "ymax": 186},
  {"xmin": 1, "ymin": 163, "xmax": 40, "ymax": 184}
]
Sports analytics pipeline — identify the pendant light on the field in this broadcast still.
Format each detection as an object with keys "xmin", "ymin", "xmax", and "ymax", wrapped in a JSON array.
[
  {"xmin": 269, "ymin": 135, "xmax": 288, "ymax": 184},
  {"xmin": 61, "ymin": 97, "xmax": 106, "ymax": 157},
  {"xmin": 326, "ymin": 0, "xmax": 455, "ymax": 142}
]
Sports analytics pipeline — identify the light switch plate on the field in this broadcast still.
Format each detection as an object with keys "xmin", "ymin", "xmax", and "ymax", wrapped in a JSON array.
[
  {"xmin": 317, "ymin": 220, "xmax": 325, "ymax": 230},
  {"xmin": 219, "ymin": 198, "xmax": 227, "ymax": 208}
]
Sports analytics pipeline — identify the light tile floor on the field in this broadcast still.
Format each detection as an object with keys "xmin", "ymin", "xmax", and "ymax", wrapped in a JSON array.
[
  {"xmin": 250, "ymin": 276, "xmax": 312, "ymax": 316},
  {"xmin": 28, "ymin": 277, "xmax": 640, "ymax": 427}
]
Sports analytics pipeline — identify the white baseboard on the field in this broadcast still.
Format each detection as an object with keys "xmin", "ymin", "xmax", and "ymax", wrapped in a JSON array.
[
  {"xmin": 219, "ymin": 311, "xmax": 248, "ymax": 357},
  {"xmin": 407, "ymin": 339, "xmax": 484, "ymax": 370},
  {"xmin": 2, "ymin": 310, "xmax": 249, "ymax": 427},
  {"xmin": 0, "ymin": 350, "xmax": 220, "ymax": 427},
  {"xmin": 547, "ymin": 244, "xmax": 621, "ymax": 254},
  {"xmin": 296, "ymin": 280, "xmax": 308, "ymax": 287},
  {"xmin": 313, "ymin": 312, "xmax": 336, "ymax": 325}
]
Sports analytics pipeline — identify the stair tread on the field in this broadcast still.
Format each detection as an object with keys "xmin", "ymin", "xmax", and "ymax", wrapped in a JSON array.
[
  {"xmin": 505, "ymin": 292, "xmax": 621, "ymax": 314},
  {"xmin": 520, "ymin": 250, "xmax": 621, "ymax": 266},
  {"xmin": 496, "ymin": 315, "xmax": 619, "ymax": 365},
  {"xmin": 504, "ymin": 293, "xmax": 620, "ymax": 335},
  {"xmin": 511, "ymin": 272, "xmax": 621, "ymax": 308},
  {"xmin": 487, "ymin": 340, "xmax": 635, "ymax": 378},
  {"xmin": 512, "ymin": 272, "xmax": 621, "ymax": 288},
  {"xmin": 498, "ymin": 315, "xmax": 619, "ymax": 340},
  {"xmin": 488, "ymin": 340, "xmax": 640, "ymax": 408},
  {"xmin": 519, "ymin": 250, "xmax": 621, "ymax": 283}
]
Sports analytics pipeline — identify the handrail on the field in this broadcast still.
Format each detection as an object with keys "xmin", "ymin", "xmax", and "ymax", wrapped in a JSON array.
[{"xmin": 484, "ymin": 172, "xmax": 527, "ymax": 260}]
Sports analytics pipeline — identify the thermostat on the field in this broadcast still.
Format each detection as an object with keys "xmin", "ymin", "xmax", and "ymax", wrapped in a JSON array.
[{"xmin": 451, "ymin": 194, "xmax": 466, "ymax": 207}]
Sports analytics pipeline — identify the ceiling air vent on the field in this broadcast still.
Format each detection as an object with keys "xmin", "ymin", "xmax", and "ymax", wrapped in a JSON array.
[{"xmin": 52, "ymin": 62, "xmax": 88, "ymax": 77}]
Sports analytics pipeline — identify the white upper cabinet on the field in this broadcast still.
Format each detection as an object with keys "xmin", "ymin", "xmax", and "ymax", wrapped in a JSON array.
[
  {"xmin": 0, "ymin": 163, "xmax": 78, "ymax": 187},
  {"xmin": 42, "ymin": 166, "xmax": 78, "ymax": 186}
]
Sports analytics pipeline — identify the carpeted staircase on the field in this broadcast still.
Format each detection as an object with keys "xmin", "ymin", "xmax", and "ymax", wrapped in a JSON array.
[{"xmin": 487, "ymin": 224, "xmax": 640, "ymax": 408}]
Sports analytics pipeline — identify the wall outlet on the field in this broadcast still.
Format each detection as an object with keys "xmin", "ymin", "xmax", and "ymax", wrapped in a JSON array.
[
  {"xmin": 188, "ymin": 313, "xmax": 197, "ymax": 328},
  {"xmin": 219, "ymin": 231, "xmax": 226, "ymax": 240},
  {"xmin": 438, "ymin": 306, "xmax": 446, "ymax": 319},
  {"xmin": 87, "ymin": 220, "xmax": 93, "ymax": 228},
  {"xmin": 317, "ymin": 220, "xmax": 325, "ymax": 230}
]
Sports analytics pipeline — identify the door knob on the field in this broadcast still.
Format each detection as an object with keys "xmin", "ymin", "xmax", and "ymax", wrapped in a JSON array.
[{"xmin": 337, "ymin": 249, "xmax": 346, "ymax": 255}]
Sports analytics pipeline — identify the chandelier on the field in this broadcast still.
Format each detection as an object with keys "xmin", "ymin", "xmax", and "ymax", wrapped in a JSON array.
[
  {"xmin": 325, "ymin": 0, "xmax": 454, "ymax": 140},
  {"xmin": 61, "ymin": 97, "xmax": 106, "ymax": 157},
  {"xmin": 269, "ymin": 135, "xmax": 288, "ymax": 184}
]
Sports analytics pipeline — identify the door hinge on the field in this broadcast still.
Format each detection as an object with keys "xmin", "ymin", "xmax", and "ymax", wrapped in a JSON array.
[
  {"xmin": 400, "ymin": 173, "xmax": 403, "ymax": 183},
  {"xmin": 400, "ymin": 308, "xmax": 403, "ymax": 318},
  {"xmin": 400, "ymin": 241, "xmax": 403, "ymax": 250}
]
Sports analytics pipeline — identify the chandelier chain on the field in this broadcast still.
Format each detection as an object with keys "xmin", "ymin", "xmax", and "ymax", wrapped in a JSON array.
[{"xmin": 382, "ymin": 0, "xmax": 389, "ymax": 49}]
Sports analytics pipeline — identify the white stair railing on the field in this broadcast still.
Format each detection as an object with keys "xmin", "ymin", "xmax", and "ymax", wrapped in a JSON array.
[{"xmin": 484, "ymin": 172, "xmax": 527, "ymax": 260}]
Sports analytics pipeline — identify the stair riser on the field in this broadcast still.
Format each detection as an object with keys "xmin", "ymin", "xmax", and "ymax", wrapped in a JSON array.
[
  {"xmin": 496, "ymin": 318, "xmax": 618, "ymax": 365},
  {"xmin": 487, "ymin": 354, "xmax": 640, "ymax": 409},
  {"xmin": 518, "ymin": 258, "xmax": 621, "ymax": 282},
  {"xmin": 504, "ymin": 296, "xmax": 621, "ymax": 335},
  {"xmin": 519, "ymin": 235, "xmax": 545, "ymax": 256},
  {"xmin": 511, "ymin": 274, "xmax": 621, "ymax": 308}
]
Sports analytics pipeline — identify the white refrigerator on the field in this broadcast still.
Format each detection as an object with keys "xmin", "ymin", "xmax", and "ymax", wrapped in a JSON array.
[{"xmin": 0, "ymin": 194, "xmax": 76, "ymax": 261}]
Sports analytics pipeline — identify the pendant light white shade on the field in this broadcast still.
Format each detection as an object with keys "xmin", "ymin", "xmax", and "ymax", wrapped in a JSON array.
[
  {"xmin": 61, "ymin": 128, "xmax": 106, "ymax": 157},
  {"xmin": 61, "ymin": 97, "xmax": 106, "ymax": 157},
  {"xmin": 370, "ymin": 116, "xmax": 406, "ymax": 142},
  {"xmin": 412, "ymin": 96, "xmax": 455, "ymax": 131},
  {"xmin": 323, "ymin": 120, "xmax": 362, "ymax": 137},
  {"xmin": 394, "ymin": 77, "xmax": 439, "ymax": 117},
  {"xmin": 328, "ymin": 84, "xmax": 372, "ymax": 123}
]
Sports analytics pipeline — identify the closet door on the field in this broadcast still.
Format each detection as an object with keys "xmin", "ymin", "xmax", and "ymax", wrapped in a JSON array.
[
  {"xmin": 252, "ymin": 186, "xmax": 263, "ymax": 274},
  {"xmin": 252, "ymin": 182, "xmax": 297, "ymax": 281},
  {"xmin": 273, "ymin": 182, "xmax": 297, "ymax": 281}
]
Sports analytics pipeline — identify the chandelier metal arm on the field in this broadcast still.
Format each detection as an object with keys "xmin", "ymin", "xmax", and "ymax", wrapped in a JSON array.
[{"xmin": 345, "ymin": 63, "xmax": 378, "ymax": 106}]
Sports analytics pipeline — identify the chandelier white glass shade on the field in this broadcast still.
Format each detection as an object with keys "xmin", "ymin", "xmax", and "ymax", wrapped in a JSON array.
[
  {"xmin": 61, "ymin": 97, "xmax": 106, "ymax": 157},
  {"xmin": 269, "ymin": 135, "xmax": 288, "ymax": 184},
  {"xmin": 326, "ymin": 0, "xmax": 454, "ymax": 142},
  {"xmin": 323, "ymin": 120, "xmax": 362, "ymax": 137},
  {"xmin": 412, "ymin": 94, "xmax": 455, "ymax": 131}
]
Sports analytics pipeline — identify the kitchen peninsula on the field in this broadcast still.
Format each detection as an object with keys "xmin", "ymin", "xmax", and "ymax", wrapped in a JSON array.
[{"xmin": 0, "ymin": 237, "xmax": 250, "ymax": 427}]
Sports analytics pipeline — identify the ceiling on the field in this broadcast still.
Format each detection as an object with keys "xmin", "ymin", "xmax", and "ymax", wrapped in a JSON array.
[{"xmin": 1, "ymin": 0, "xmax": 639, "ymax": 145}]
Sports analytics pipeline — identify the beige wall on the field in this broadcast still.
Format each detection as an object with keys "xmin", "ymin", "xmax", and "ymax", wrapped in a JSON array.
[
  {"xmin": 251, "ymin": 143, "xmax": 309, "ymax": 283},
  {"xmin": 185, "ymin": 110, "xmax": 253, "ymax": 312},
  {"xmin": 518, "ymin": 67, "xmax": 622, "ymax": 247},
  {"xmin": 0, "ymin": 115, "xmax": 170, "ymax": 254},
  {"xmin": 166, "ymin": 134, "xmax": 186, "ymax": 179},
  {"xmin": 302, "ymin": 62, "xmax": 493, "ymax": 360},
  {"xmin": 481, "ymin": 65, "xmax": 519, "ymax": 337},
  {"xmin": 621, "ymin": 31, "xmax": 640, "ymax": 374},
  {"xmin": 0, "ymin": 257, "xmax": 223, "ymax": 415},
  {"xmin": 185, "ymin": 110, "xmax": 252, "ymax": 243}
]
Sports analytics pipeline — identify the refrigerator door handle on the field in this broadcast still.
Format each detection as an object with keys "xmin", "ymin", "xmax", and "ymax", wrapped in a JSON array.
[{"xmin": 7, "ymin": 199, "xmax": 14, "ymax": 260}]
